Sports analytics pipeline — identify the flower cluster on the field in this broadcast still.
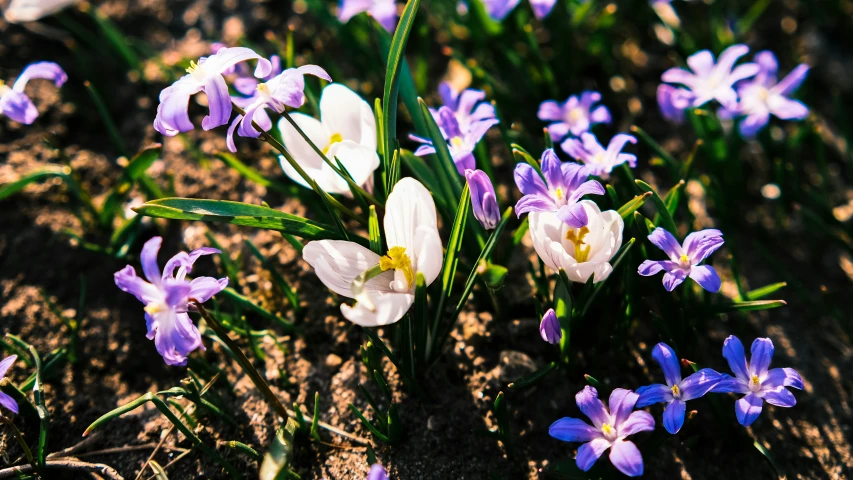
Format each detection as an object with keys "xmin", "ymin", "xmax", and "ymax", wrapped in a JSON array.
[
  {"xmin": 552, "ymin": 337, "xmax": 802, "ymax": 475},
  {"xmin": 658, "ymin": 45, "xmax": 809, "ymax": 137},
  {"xmin": 1, "ymin": 61, "xmax": 67, "ymax": 124}
]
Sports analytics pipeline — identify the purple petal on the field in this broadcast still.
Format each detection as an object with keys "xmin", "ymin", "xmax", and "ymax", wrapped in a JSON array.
[
  {"xmin": 712, "ymin": 374, "xmax": 749, "ymax": 394},
  {"xmin": 608, "ymin": 388, "xmax": 639, "ymax": 428},
  {"xmin": 338, "ymin": 0, "xmax": 372, "ymax": 22},
  {"xmin": 457, "ymin": 89, "xmax": 486, "ymax": 116},
  {"xmin": 233, "ymin": 77, "xmax": 260, "ymax": 96},
  {"xmin": 679, "ymin": 368, "xmax": 722, "ymax": 401},
  {"xmin": 0, "ymin": 391, "xmax": 18, "ymax": 414},
  {"xmin": 635, "ymin": 384, "xmax": 670, "ymax": 407},
  {"xmin": 163, "ymin": 280, "xmax": 192, "ymax": 309},
  {"xmin": 647, "ymin": 227, "xmax": 682, "ymax": 259},
  {"xmin": 114, "ymin": 265, "xmax": 159, "ymax": 304},
  {"xmin": 153, "ymin": 81, "xmax": 198, "ymax": 136},
  {"xmin": 729, "ymin": 63, "xmax": 760, "ymax": 84},
  {"xmin": 576, "ymin": 437, "xmax": 611, "ymax": 471},
  {"xmin": 683, "ymin": 229, "xmax": 724, "ymax": 263},
  {"xmin": 466, "ymin": 169, "xmax": 501, "ymax": 230},
  {"xmin": 716, "ymin": 44, "xmax": 750, "ymax": 75},
  {"xmin": 556, "ymin": 202, "xmax": 589, "ymax": 228},
  {"xmin": 605, "ymin": 134, "xmax": 637, "ymax": 160},
  {"xmin": 662, "ymin": 399, "xmax": 686, "ymax": 434},
  {"xmin": 739, "ymin": 111, "xmax": 770, "ymax": 138},
  {"xmin": 662, "ymin": 269, "xmax": 688, "ymax": 291},
  {"xmin": 637, "ymin": 260, "xmax": 674, "ymax": 277},
  {"xmin": 566, "ymin": 179, "xmax": 604, "ymax": 204},
  {"xmin": 462, "ymin": 118, "xmax": 497, "ymax": 147},
  {"xmin": 735, "ymin": 393, "xmax": 763, "ymax": 426},
  {"xmin": 204, "ymin": 47, "xmax": 272, "ymax": 78},
  {"xmin": 140, "ymin": 237, "xmax": 163, "ymax": 285},
  {"xmin": 657, "ymin": 84, "xmax": 690, "ymax": 124},
  {"xmin": 722, "ymin": 335, "xmax": 750, "ymax": 381},
  {"xmin": 153, "ymin": 311, "xmax": 205, "ymax": 366},
  {"xmin": 296, "ymin": 64, "xmax": 332, "ymax": 82},
  {"xmin": 1, "ymin": 90, "xmax": 39, "ymax": 124},
  {"xmin": 12, "ymin": 61, "xmax": 67, "ymax": 91},
  {"xmin": 769, "ymin": 97, "xmax": 809, "ymax": 120},
  {"xmin": 689, "ymin": 265, "xmax": 721, "ymax": 293},
  {"xmin": 437, "ymin": 106, "xmax": 462, "ymax": 139},
  {"xmin": 763, "ymin": 368, "xmax": 804, "ymax": 390},
  {"xmin": 201, "ymin": 74, "xmax": 232, "ymax": 130},
  {"xmin": 0, "ymin": 356, "xmax": 16, "ymax": 379},
  {"xmin": 538, "ymin": 100, "xmax": 563, "ymax": 121},
  {"xmin": 609, "ymin": 439, "xmax": 644, "ymax": 477},
  {"xmin": 774, "ymin": 64, "xmax": 809, "ymax": 96},
  {"xmin": 762, "ymin": 386, "xmax": 796, "ymax": 408},
  {"xmin": 549, "ymin": 417, "xmax": 600, "ymax": 442},
  {"xmin": 539, "ymin": 308, "xmax": 562, "ymax": 344},
  {"xmin": 453, "ymin": 152, "xmax": 476, "ymax": 175},
  {"xmin": 371, "ymin": 0, "xmax": 399, "ymax": 33},
  {"xmin": 651, "ymin": 342, "xmax": 682, "ymax": 386},
  {"xmin": 576, "ymin": 386, "xmax": 609, "ymax": 428},
  {"xmin": 413, "ymin": 145, "xmax": 436, "ymax": 156},
  {"xmin": 547, "ymin": 122, "xmax": 571, "ymax": 142},
  {"xmin": 619, "ymin": 410, "xmax": 655, "ymax": 436},
  {"xmin": 589, "ymin": 105, "xmax": 611, "ymax": 125},
  {"xmin": 226, "ymin": 115, "xmax": 241, "ymax": 152},
  {"xmin": 513, "ymin": 163, "xmax": 549, "ymax": 197},
  {"xmin": 749, "ymin": 338, "xmax": 774, "ymax": 378},
  {"xmin": 188, "ymin": 277, "xmax": 229, "ymax": 304},
  {"xmin": 752, "ymin": 51, "xmax": 779, "ymax": 85},
  {"xmin": 540, "ymin": 149, "xmax": 563, "ymax": 190},
  {"xmin": 661, "ymin": 68, "xmax": 696, "ymax": 87},
  {"xmin": 438, "ymin": 82, "xmax": 457, "ymax": 110},
  {"xmin": 515, "ymin": 194, "xmax": 557, "ymax": 216},
  {"xmin": 530, "ymin": 0, "xmax": 556, "ymax": 19},
  {"xmin": 367, "ymin": 464, "xmax": 389, "ymax": 480}
]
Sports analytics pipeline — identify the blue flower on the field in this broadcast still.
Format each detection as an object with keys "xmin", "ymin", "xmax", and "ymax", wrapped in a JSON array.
[
  {"xmin": 638, "ymin": 228, "xmax": 724, "ymax": 292},
  {"xmin": 0, "ymin": 356, "xmax": 19, "ymax": 414}
]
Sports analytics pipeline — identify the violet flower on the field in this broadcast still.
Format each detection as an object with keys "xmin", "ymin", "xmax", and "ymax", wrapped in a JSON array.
[
  {"xmin": 482, "ymin": 0, "xmax": 520, "ymax": 20},
  {"xmin": 538, "ymin": 91, "xmax": 611, "ymax": 141},
  {"xmin": 0, "ymin": 355, "xmax": 19, "ymax": 414},
  {"xmin": 561, "ymin": 132, "xmax": 637, "ymax": 179},
  {"xmin": 712, "ymin": 335, "xmax": 804, "ymax": 427},
  {"xmin": 513, "ymin": 148, "xmax": 604, "ymax": 228},
  {"xmin": 339, "ymin": 0, "xmax": 398, "ymax": 33},
  {"xmin": 550, "ymin": 386, "xmax": 654, "ymax": 477},
  {"xmin": 436, "ymin": 82, "xmax": 496, "ymax": 135},
  {"xmin": 410, "ymin": 108, "xmax": 498, "ymax": 175},
  {"xmin": 660, "ymin": 44, "xmax": 759, "ymax": 111},
  {"xmin": 114, "ymin": 237, "xmax": 228, "ymax": 366},
  {"xmin": 465, "ymin": 169, "xmax": 501, "ymax": 230},
  {"xmin": 539, "ymin": 308, "xmax": 561, "ymax": 344},
  {"xmin": 638, "ymin": 228, "xmax": 723, "ymax": 292},
  {"xmin": 226, "ymin": 65, "xmax": 331, "ymax": 152},
  {"xmin": 529, "ymin": 0, "xmax": 557, "ymax": 20},
  {"xmin": 153, "ymin": 47, "xmax": 272, "ymax": 136},
  {"xmin": 367, "ymin": 464, "xmax": 389, "ymax": 480},
  {"xmin": 1, "ymin": 61, "xmax": 67, "ymax": 124},
  {"xmin": 723, "ymin": 51, "xmax": 809, "ymax": 137},
  {"xmin": 656, "ymin": 84, "xmax": 693, "ymax": 124},
  {"xmin": 636, "ymin": 343, "xmax": 722, "ymax": 434}
]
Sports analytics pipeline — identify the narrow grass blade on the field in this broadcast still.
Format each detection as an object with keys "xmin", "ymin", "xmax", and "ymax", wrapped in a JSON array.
[
  {"xmin": 617, "ymin": 192, "xmax": 652, "ymax": 219},
  {"xmin": 700, "ymin": 300, "xmax": 786, "ymax": 314},
  {"xmin": 215, "ymin": 152, "xmax": 292, "ymax": 194},
  {"xmin": 0, "ymin": 165, "xmax": 70, "ymax": 201},
  {"xmin": 631, "ymin": 125, "xmax": 678, "ymax": 174},
  {"xmin": 744, "ymin": 282, "xmax": 787, "ymax": 301},
  {"xmin": 508, "ymin": 361, "xmax": 557, "ymax": 390},
  {"xmin": 635, "ymin": 180, "xmax": 677, "ymax": 234},
  {"xmin": 100, "ymin": 144, "xmax": 161, "ymax": 226},
  {"xmin": 219, "ymin": 288, "xmax": 295, "ymax": 332},
  {"xmin": 84, "ymin": 81, "xmax": 128, "ymax": 156}
]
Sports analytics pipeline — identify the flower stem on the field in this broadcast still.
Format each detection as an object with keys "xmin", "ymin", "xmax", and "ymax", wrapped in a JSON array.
[
  {"xmin": 192, "ymin": 302, "xmax": 370, "ymax": 445},
  {"xmin": 0, "ymin": 415, "xmax": 39, "ymax": 475}
]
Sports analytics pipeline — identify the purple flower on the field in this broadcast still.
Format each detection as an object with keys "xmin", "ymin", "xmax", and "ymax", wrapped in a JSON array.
[
  {"xmin": 339, "ymin": 0, "xmax": 398, "ymax": 32},
  {"xmin": 549, "ymin": 386, "xmax": 654, "ymax": 477},
  {"xmin": 465, "ymin": 169, "xmax": 501, "ymax": 230},
  {"xmin": 722, "ymin": 51, "xmax": 809, "ymax": 137},
  {"xmin": 638, "ymin": 228, "xmax": 723, "ymax": 292},
  {"xmin": 436, "ymin": 82, "xmax": 497, "ymax": 135},
  {"xmin": 635, "ymin": 343, "xmax": 722, "ymax": 434},
  {"xmin": 513, "ymin": 148, "xmax": 604, "ymax": 228},
  {"xmin": 114, "ymin": 237, "xmax": 228, "ymax": 366},
  {"xmin": 561, "ymin": 132, "xmax": 637, "ymax": 179},
  {"xmin": 660, "ymin": 44, "xmax": 759, "ymax": 110},
  {"xmin": 538, "ymin": 91, "xmax": 611, "ymax": 141},
  {"xmin": 712, "ymin": 336, "xmax": 804, "ymax": 427},
  {"xmin": 410, "ymin": 107, "xmax": 498, "ymax": 175},
  {"xmin": 0, "ymin": 355, "xmax": 19, "ymax": 414},
  {"xmin": 1, "ymin": 61, "xmax": 67, "ymax": 124},
  {"xmin": 539, "ymin": 308, "xmax": 561, "ymax": 344},
  {"xmin": 530, "ymin": 0, "xmax": 557, "ymax": 19},
  {"xmin": 482, "ymin": 0, "xmax": 520, "ymax": 20},
  {"xmin": 226, "ymin": 65, "xmax": 331, "ymax": 152},
  {"xmin": 153, "ymin": 47, "xmax": 272, "ymax": 136},
  {"xmin": 656, "ymin": 84, "xmax": 693, "ymax": 124},
  {"xmin": 366, "ymin": 464, "xmax": 389, "ymax": 480}
]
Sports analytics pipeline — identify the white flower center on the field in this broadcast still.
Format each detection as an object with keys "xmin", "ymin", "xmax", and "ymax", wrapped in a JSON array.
[
  {"xmin": 601, "ymin": 422, "xmax": 618, "ymax": 442},
  {"xmin": 678, "ymin": 253, "xmax": 691, "ymax": 268},
  {"xmin": 450, "ymin": 136, "xmax": 465, "ymax": 150},
  {"xmin": 567, "ymin": 107, "xmax": 584, "ymax": 124},
  {"xmin": 186, "ymin": 60, "xmax": 208, "ymax": 82},
  {"xmin": 749, "ymin": 374, "xmax": 762, "ymax": 393},
  {"xmin": 0, "ymin": 80, "xmax": 9, "ymax": 97},
  {"xmin": 671, "ymin": 383, "xmax": 682, "ymax": 399}
]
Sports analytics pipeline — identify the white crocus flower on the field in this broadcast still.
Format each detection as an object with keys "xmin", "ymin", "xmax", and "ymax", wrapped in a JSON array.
[
  {"xmin": 303, "ymin": 178, "xmax": 443, "ymax": 326},
  {"xmin": 529, "ymin": 200, "xmax": 623, "ymax": 283},
  {"xmin": 278, "ymin": 83, "xmax": 380, "ymax": 194}
]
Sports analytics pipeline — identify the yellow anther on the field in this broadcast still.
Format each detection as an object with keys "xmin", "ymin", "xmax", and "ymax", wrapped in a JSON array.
[
  {"xmin": 185, "ymin": 60, "xmax": 201, "ymax": 75},
  {"xmin": 751, "ymin": 374, "xmax": 760, "ymax": 385},
  {"xmin": 144, "ymin": 303, "xmax": 165, "ymax": 315},
  {"xmin": 679, "ymin": 253, "xmax": 690, "ymax": 264},
  {"xmin": 322, "ymin": 133, "xmax": 344, "ymax": 155},
  {"xmin": 554, "ymin": 187, "xmax": 564, "ymax": 199},
  {"xmin": 380, "ymin": 246, "xmax": 415, "ymax": 290},
  {"xmin": 671, "ymin": 384, "xmax": 680, "ymax": 396},
  {"xmin": 450, "ymin": 136, "xmax": 465, "ymax": 148},
  {"xmin": 601, "ymin": 423, "xmax": 613, "ymax": 435},
  {"xmin": 566, "ymin": 226, "xmax": 591, "ymax": 262},
  {"xmin": 568, "ymin": 108, "xmax": 584, "ymax": 122},
  {"xmin": 257, "ymin": 83, "xmax": 270, "ymax": 95}
]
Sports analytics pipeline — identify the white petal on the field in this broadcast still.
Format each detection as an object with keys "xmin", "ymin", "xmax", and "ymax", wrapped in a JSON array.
[
  {"xmin": 528, "ymin": 211, "xmax": 570, "ymax": 271},
  {"xmin": 560, "ymin": 258, "xmax": 613, "ymax": 284},
  {"xmin": 319, "ymin": 84, "xmax": 376, "ymax": 149},
  {"xmin": 341, "ymin": 292, "xmax": 414, "ymax": 327},
  {"xmin": 326, "ymin": 140, "xmax": 380, "ymax": 191},
  {"xmin": 278, "ymin": 114, "xmax": 330, "ymax": 170},
  {"xmin": 4, "ymin": 0, "xmax": 78, "ymax": 22},
  {"xmin": 302, "ymin": 240, "xmax": 393, "ymax": 298},
  {"xmin": 384, "ymin": 178, "xmax": 438, "ymax": 254},
  {"xmin": 413, "ymin": 224, "xmax": 443, "ymax": 286}
]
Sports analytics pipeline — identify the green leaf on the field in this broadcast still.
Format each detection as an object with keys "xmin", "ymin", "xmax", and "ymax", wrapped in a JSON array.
[
  {"xmin": 701, "ymin": 300, "xmax": 786, "ymax": 314},
  {"xmin": 219, "ymin": 288, "xmax": 295, "ymax": 332},
  {"xmin": 369, "ymin": 205, "xmax": 383, "ymax": 255},
  {"xmin": 617, "ymin": 192, "xmax": 652, "ymax": 219},
  {"xmin": 744, "ymin": 282, "xmax": 787, "ymax": 301},
  {"xmin": 493, "ymin": 391, "xmax": 511, "ymax": 453},
  {"xmin": 413, "ymin": 272, "xmax": 428, "ymax": 367},
  {"xmin": 753, "ymin": 438, "xmax": 785, "ymax": 479},
  {"xmin": 556, "ymin": 270, "xmax": 573, "ymax": 363},
  {"xmin": 0, "ymin": 166, "xmax": 70, "ymax": 201},
  {"xmin": 259, "ymin": 418, "xmax": 299, "ymax": 480},
  {"xmin": 134, "ymin": 198, "xmax": 347, "ymax": 241},
  {"xmin": 382, "ymin": 0, "xmax": 422, "ymax": 192},
  {"xmin": 215, "ymin": 152, "xmax": 291, "ymax": 194},
  {"xmin": 661, "ymin": 179, "xmax": 686, "ymax": 218},
  {"xmin": 635, "ymin": 180, "xmax": 677, "ymax": 234},
  {"xmin": 507, "ymin": 362, "xmax": 557, "ymax": 390},
  {"xmin": 584, "ymin": 374, "xmax": 603, "ymax": 389},
  {"xmin": 482, "ymin": 264, "xmax": 508, "ymax": 291},
  {"xmin": 101, "ymin": 145, "xmax": 162, "ymax": 225},
  {"xmin": 348, "ymin": 403, "xmax": 390, "ymax": 442}
]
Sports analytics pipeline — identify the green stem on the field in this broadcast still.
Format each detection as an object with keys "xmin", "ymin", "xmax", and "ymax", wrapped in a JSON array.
[{"xmin": 0, "ymin": 415, "xmax": 38, "ymax": 474}]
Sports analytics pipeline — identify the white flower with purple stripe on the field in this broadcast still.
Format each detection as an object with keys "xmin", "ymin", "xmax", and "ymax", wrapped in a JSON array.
[
  {"xmin": 114, "ymin": 237, "xmax": 228, "ymax": 366},
  {"xmin": 712, "ymin": 336, "xmax": 804, "ymax": 427},
  {"xmin": 549, "ymin": 386, "xmax": 655, "ymax": 477},
  {"xmin": 1, "ymin": 61, "xmax": 66, "ymax": 125},
  {"xmin": 153, "ymin": 47, "xmax": 272, "ymax": 136},
  {"xmin": 561, "ymin": 132, "xmax": 637, "ymax": 179},
  {"xmin": 538, "ymin": 91, "xmax": 611, "ymax": 142},
  {"xmin": 722, "ymin": 51, "xmax": 809, "ymax": 138},
  {"xmin": 638, "ymin": 228, "xmax": 723, "ymax": 292},
  {"xmin": 636, "ymin": 343, "xmax": 722, "ymax": 434},
  {"xmin": 0, "ymin": 355, "xmax": 19, "ymax": 414},
  {"xmin": 660, "ymin": 44, "xmax": 759, "ymax": 111},
  {"xmin": 513, "ymin": 148, "xmax": 604, "ymax": 228}
]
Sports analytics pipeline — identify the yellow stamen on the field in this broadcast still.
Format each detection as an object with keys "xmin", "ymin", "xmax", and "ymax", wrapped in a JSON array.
[
  {"xmin": 379, "ymin": 246, "xmax": 415, "ymax": 290},
  {"xmin": 671, "ymin": 384, "xmax": 680, "ymax": 396},
  {"xmin": 185, "ymin": 60, "xmax": 201, "ymax": 75},
  {"xmin": 679, "ymin": 253, "xmax": 689, "ymax": 264},
  {"xmin": 751, "ymin": 374, "xmax": 760, "ymax": 385},
  {"xmin": 144, "ymin": 303, "xmax": 165, "ymax": 315},
  {"xmin": 566, "ymin": 226, "xmax": 591, "ymax": 262},
  {"xmin": 568, "ymin": 108, "xmax": 584, "ymax": 123},
  {"xmin": 450, "ymin": 136, "xmax": 465, "ymax": 148},
  {"xmin": 257, "ymin": 83, "xmax": 270, "ymax": 95},
  {"xmin": 554, "ymin": 187, "xmax": 564, "ymax": 199},
  {"xmin": 322, "ymin": 133, "xmax": 343, "ymax": 155},
  {"xmin": 601, "ymin": 423, "xmax": 613, "ymax": 435}
]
